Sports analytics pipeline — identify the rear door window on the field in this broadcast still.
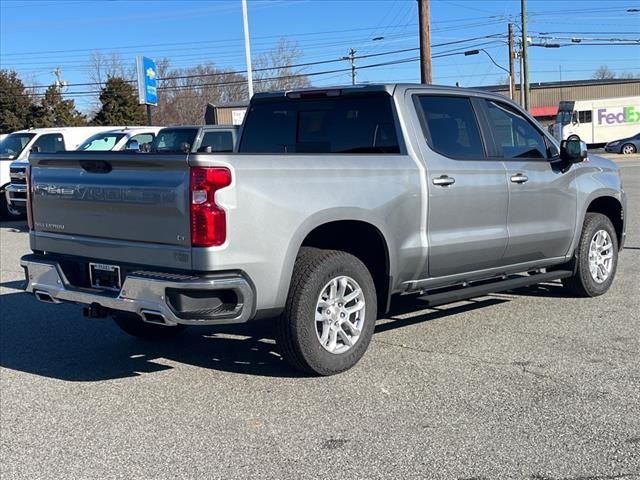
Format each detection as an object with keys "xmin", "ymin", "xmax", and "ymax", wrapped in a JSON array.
[
  {"xmin": 414, "ymin": 95, "xmax": 485, "ymax": 159},
  {"xmin": 239, "ymin": 93, "xmax": 400, "ymax": 154},
  {"xmin": 199, "ymin": 131, "xmax": 234, "ymax": 152},
  {"xmin": 32, "ymin": 133, "xmax": 65, "ymax": 153}
]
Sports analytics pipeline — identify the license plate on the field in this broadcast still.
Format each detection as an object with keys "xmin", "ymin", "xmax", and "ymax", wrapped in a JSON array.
[{"xmin": 89, "ymin": 263, "xmax": 122, "ymax": 291}]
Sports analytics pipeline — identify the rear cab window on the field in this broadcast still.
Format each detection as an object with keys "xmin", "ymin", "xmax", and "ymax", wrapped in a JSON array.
[{"xmin": 239, "ymin": 92, "xmax": 400, "ymax": 154}]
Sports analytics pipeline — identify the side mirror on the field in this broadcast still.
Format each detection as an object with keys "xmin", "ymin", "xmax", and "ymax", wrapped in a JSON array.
[
  {"xmin": 180, "ymin": 142, "xmax": 191, "ymax": 154},
  {"xmin": 571, "ymin": 112, "xmax": 579, "ymax": 125},
  {"xmin": 560, "ymin": 138, "xmax": 588, "ymax": 164},
  {"xmin": 125, "ymin": 139, "xmax": 140, "ymax": 151}
]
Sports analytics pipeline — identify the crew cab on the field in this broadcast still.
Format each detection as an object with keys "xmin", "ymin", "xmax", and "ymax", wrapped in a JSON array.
[
  {"xmin": 1, "ymin": 126, "xmax": 120, "ymax": 219},
  {"xmin": 20, "ymin": 85, "xmax": 626, "ymax": 375}
]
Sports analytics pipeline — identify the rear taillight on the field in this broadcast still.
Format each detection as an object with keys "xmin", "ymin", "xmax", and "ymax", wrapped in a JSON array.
[
  {"xmin": 26, "ymin": 165, "xmax": 34, "ymax": 230},
  {"xmin": 190, "ymin": 167, "xmax": 232, "ymax": 247}
]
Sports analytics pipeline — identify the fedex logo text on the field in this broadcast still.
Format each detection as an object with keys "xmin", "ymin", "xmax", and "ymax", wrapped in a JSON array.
[{"xmin": 597, "ymin": 106, "xmax": 640, "ymax": 125}]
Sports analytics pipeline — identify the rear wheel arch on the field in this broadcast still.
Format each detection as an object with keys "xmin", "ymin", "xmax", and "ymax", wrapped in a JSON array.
[{"xmin": 290, "ymin": 219, "xmax": 392, "ymax": 314}]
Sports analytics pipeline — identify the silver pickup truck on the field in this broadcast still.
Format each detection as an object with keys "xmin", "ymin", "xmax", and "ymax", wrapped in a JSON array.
[{"xmin": 20, "ymin": 84, "xmax": 626, "ymax": 376}]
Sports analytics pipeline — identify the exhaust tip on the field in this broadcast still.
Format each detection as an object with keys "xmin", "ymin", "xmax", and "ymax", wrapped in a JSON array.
[
  {"xmin": 141, "ymin": 310, "xmax": 169, "ymax": 325},
  {"xmin": 34, "ymin": 290, "xmax": 55, "ymax": 303}
]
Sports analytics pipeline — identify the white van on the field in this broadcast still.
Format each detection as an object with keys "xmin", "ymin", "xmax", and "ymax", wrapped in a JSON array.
[
  {"xmin": 553, "ymin": 96, "xmax": 640, "ymax": 145},
  {"xmin": 1, "ymin": 127, "xmax": 120, "ymax": 219}
]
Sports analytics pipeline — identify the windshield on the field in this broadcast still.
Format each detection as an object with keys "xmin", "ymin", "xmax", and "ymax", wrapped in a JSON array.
[
  {"xmin": 556, "ymin": 111, "xmax": 573, "ymax": 126},
  {"xmin": 79, "ymin": 132, "xmax": 126, "ymax": 151},
  {"xmin": 0, "ymin": 133, "xmax": 36, "ymax": 158},
  {"xmin": 152, "ymin": 128, "xmax": 198, "ymax": 153}
]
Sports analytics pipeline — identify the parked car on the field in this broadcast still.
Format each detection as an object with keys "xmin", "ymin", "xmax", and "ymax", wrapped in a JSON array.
[
  {"xmin": 604, "ymin": 132, "xmax": 640, "ymax": 155},
  {"xmin": 20, "ymin": 85, "xmax": 626, "ymax": 376},
  {"xmin": 152, "ymin": 125, "xmax": 239, "ymax": 153},
  {"xmin": 1, "ymin": 127, "xmax": 119, "ymax": 219},
  {"xmin": 77, "ymin": 127, "xmax": 162, "ymax": 152}
]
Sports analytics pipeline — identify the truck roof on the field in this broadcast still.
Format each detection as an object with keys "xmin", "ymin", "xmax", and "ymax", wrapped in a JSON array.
[{"xmin": 252, "ymin": 83, "xmax": 514, "ymax": 104}]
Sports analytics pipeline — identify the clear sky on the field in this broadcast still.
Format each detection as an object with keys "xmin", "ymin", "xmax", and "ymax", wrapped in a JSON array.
[{"xmin": 1, "ymin": 0, "xmax": 638, "ymax": 111}]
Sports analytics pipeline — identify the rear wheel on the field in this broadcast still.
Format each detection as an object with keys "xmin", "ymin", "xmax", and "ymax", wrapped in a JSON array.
[
  {"xmin": 621, "ymin": 143, "xmax": 637, "ymax": 155},
  {"xmin": 112, "ymin": 312, "xmax": 187, "ymax": 339},
  {"xmin": 277, "ymin": 248, "xmax": 377, "ymax": 376},
  {"xmin": 562, "ymin": 213, "xmax": 618, "ymax": 297}
]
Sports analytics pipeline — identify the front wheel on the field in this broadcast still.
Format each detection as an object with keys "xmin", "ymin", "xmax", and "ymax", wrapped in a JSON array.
[
  {"xmin": 277, "ymin": 248, "xmax": 377, "ymax": 376},
  {"xmin": 621, "ymin": 143, "xmax": 637, "ymax": 155},
  {"xmin": 0, "ymin": 194, "xmax": 25, "ymax": 221},
  {"xmin": 112, "ymin": 312, "xmax": 187, "ymax": 339},
  {"xmin": 562, "ymin": 213, "xmax": 619, "ymax": 297}
]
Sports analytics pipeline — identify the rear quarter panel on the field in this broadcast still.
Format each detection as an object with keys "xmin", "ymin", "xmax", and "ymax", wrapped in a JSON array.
[{"xmin": 189, "ymin": 153, "xmax": 423, "ymax": 310}]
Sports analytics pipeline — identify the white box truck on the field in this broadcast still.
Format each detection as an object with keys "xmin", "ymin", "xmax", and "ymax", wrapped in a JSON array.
[{"xmin": 552, "ymin": 96, "xmax": 640, "ymax": 145}]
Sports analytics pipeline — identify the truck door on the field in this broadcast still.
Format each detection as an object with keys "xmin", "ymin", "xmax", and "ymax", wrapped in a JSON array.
[
  {"xmin": 479, "ymin": 99, "xmax": 577, "ymax": 264},
  {"xmin": 412, "ymin": 94, "xmax": 510, "ymax": 278}
]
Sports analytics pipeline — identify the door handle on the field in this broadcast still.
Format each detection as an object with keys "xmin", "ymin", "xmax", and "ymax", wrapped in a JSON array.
[
  {"xmin": 510, "ymin": 173, "xmax": 528, "ymax": 184},
  {"xmin": 432, "ymin": 175, "xmax": 455, "ymax": 186}
]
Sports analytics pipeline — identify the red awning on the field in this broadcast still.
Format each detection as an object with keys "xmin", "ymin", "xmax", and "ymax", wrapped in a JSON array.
[{"xmin": 530, "ymin": 105, "xmax": 558, "ymax": 117}]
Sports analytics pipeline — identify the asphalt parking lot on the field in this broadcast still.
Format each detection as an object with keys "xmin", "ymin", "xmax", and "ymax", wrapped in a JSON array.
[{"xmin": 1, "ymin": 156, "xmax": 639, "ymax": 480}]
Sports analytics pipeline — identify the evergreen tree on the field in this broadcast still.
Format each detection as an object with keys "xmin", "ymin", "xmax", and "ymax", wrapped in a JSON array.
[
  {"xmin": 92, "ymin": 77, "xmax": 146, "ymax": 126},
  {"xmin": 31, "ymin": 85, "xmax": 86, "ymax": 128},
  {"xmin": 0, "ymin": 70, "xmax": 33, "ymax": 133}
]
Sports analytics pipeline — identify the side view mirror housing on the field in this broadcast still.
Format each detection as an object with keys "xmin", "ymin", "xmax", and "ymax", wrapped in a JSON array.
[
  {"xmin": 560, "ymin": 138, "xmax": 588, "ymax": 164},
  {"xmin": 180, "ymin": 142, "xmax": 191, "ymax": 154}
]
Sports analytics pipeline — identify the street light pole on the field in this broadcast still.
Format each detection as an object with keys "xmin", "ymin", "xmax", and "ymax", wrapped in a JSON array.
[
  {"xmin": 241, "ymin": 0, "xmax": 253, "ymax": 100},
  {"xmin": 508, "ymin": 23, "xmax": 516, "ymax": 101},
  {"xmin": 521, "ymin": 0, "xmax": 530, "ymax": 110}
]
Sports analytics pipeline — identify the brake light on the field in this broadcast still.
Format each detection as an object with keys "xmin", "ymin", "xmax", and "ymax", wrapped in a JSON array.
[
  {"xmin": 190, "ymin": 167, "xmax": 232, "ymax": 247},
  {"xmin": 26, "ymin": 165, "xmax": 34, "ymax": 230}
]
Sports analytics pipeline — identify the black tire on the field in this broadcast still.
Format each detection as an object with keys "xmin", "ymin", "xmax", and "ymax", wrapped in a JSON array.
[
  {"xmin": 562, "ymin": 212, "xmax": 618, "ymax": 297},
  {"xmin": 621, "ymin": 143, "xmax": 637, "ymax": 155},
  {"xmin": 0, "ymin": 194, "xmax": 25, "ymax": 221},
  {"xmin": 112, "ymin": 312, "xmax": 187, "ymax": 339},
  {"xmin": 276, "ymin": 248, "xmax": 377, "ymax": 376}
]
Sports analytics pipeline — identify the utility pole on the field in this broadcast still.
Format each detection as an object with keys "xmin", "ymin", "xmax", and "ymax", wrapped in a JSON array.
[
  {"xmin": 518, "ymin": 39, "xmax": 525, "ymax": 108},
  {"xmin": 508, "ymin": 23, "xmax": 516, "ymax": 101},
  {"xmin": 521, "ymin": 0, "xmax": 530, "ymax": 110},
  {"xmin": 344, "ymin": 48, "xmax": 357, "ymax": 85},
  {"xmin": 241, "ymin": 0, "xmax": 254, "ymax": 100},
  {"xmin": 418, "ymin": 0, "xmax": 432, "ymax": 84}
]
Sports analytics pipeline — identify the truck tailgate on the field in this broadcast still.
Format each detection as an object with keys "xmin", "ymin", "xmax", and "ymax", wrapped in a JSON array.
[{"xmin": 29, "ymin": 153, "xmax": 191, "ymax": 257}]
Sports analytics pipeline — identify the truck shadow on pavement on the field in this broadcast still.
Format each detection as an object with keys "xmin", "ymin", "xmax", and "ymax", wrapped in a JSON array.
[
  {"xmin": 0, "ymin": 289, "xmax": 299, "ymax": 381},
  {"xmin": 0, "ymin": 285, "xmax": 552, "ymax": 382}
]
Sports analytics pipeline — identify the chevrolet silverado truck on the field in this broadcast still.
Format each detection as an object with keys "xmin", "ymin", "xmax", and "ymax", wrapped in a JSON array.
[{"xmin": 20, "ymin": 85, "xmax": 626, "ymax": 375}]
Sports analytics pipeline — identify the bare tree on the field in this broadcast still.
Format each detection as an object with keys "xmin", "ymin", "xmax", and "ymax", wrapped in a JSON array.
[
  {"xmin": 592, "ymin": 65, "xmax": 617, "ymax": 80},
  {"xmin": 253, "ymin": 39, "xmax": 311, "ymax": 93}
]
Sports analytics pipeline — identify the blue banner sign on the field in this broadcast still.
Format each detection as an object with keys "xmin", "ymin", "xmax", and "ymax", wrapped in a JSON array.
[{"xmin": 136, "ymin": 56, "xmax": 158, "ymax": 106}]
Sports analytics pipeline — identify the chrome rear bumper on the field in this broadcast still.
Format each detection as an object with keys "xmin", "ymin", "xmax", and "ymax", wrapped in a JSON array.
[{"xmin": 20, "ymin": 255, "xmax": 255, "ymax": 326}]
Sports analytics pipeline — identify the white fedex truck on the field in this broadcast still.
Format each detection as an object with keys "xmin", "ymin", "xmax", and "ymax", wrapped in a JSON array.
[{"xmin": 552, "ymin": 96, "xmax": 640, "ymax": 145}]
